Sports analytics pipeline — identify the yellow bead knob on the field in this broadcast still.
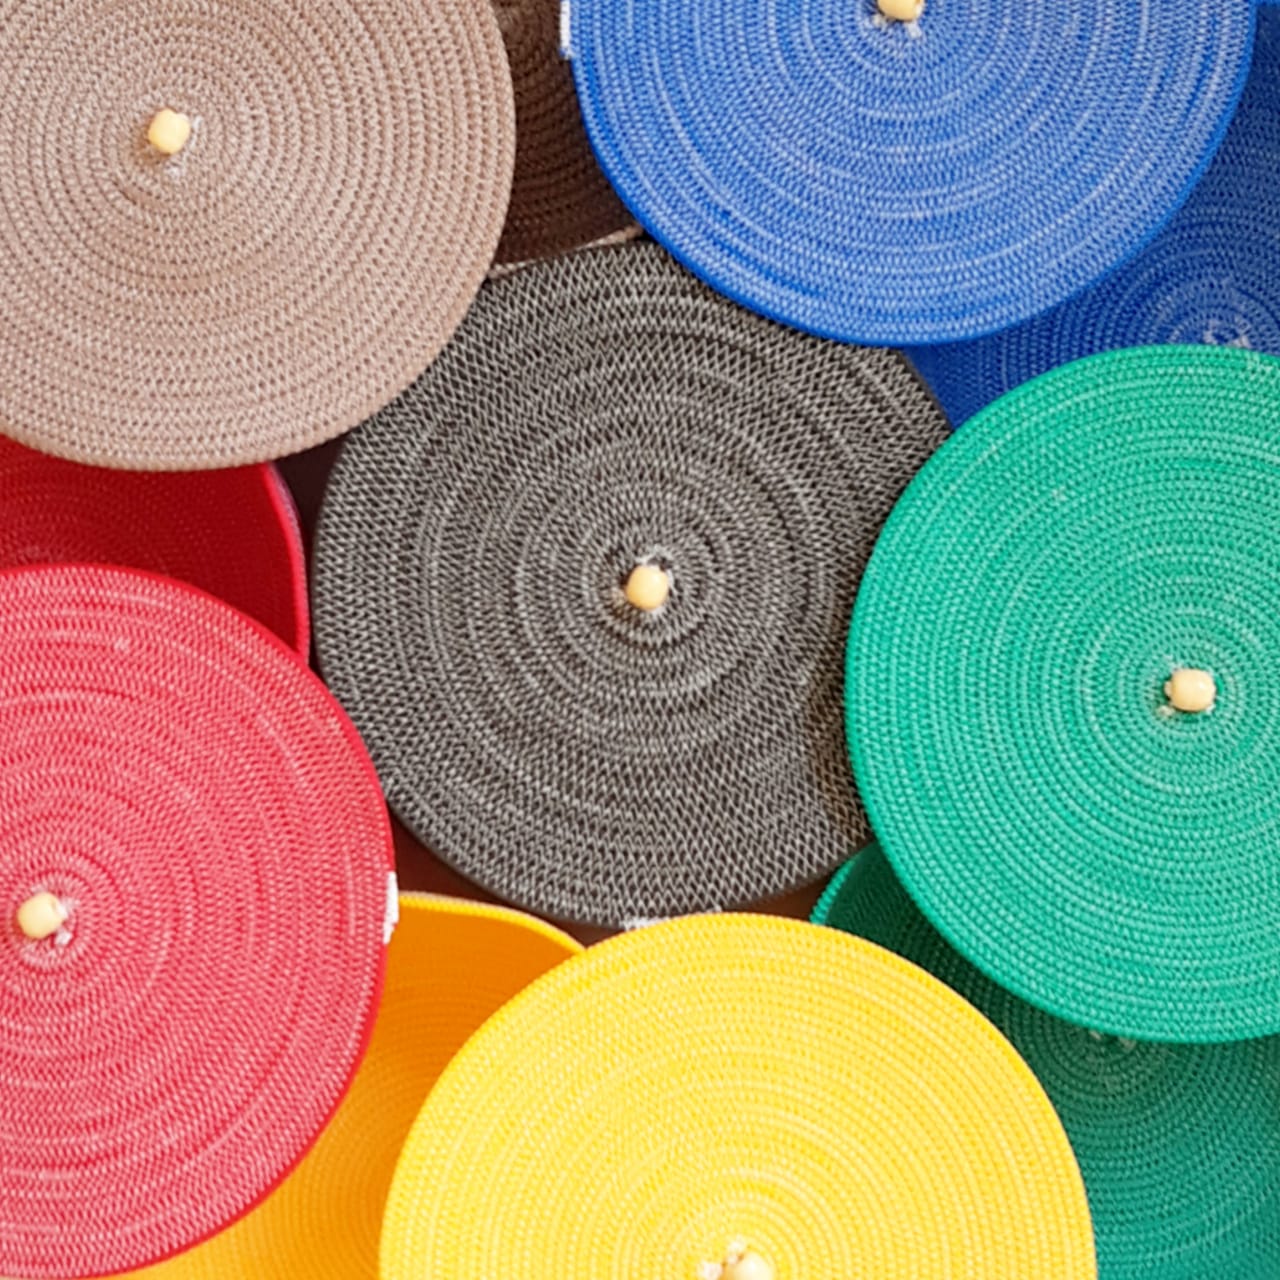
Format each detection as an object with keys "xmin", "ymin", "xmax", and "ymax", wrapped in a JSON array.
[
  {"xmin": 878, "ymin": 0, "xmax": 923, "ymax": 20},
  {"xmin": 723, "ymin": 1252, "xmax": 773, "ymax": 1280},
  {"xmin": 16, "ymin": 892, "xmax": 67, "ymax": 941},
  {"xmin": 147, "ymin": 109, "xmax": 192, "ymax": 156},
  {"xmin": 624, "ymin": 563, "xmax": 670, "ymax": 612},
  {"xmin": 1164, "ymin": 668, "xmax": 1216, "ymax": 714}
]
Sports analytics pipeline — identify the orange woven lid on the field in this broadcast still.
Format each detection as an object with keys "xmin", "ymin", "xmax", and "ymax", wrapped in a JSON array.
[{"xmin": 129, "ymin": 896, "xmax": 580, "ymax": 1279}]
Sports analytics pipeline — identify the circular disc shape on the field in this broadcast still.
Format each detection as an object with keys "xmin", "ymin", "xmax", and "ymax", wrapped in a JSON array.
[
  {"xmin": 491, "ymin": 0, "xmax": 631, "ymax": 263},
  {"xmin": 911, "ymin": 6, "xmax": 1280, "ymax": 425},
  {"xmin": 0, "ymin": 436, "xmax": 308, "ymax": 654},
  {"xmin": 314, "ymin": 242, "xmax": 948, "ymax": 927},
  {"xmin": 0, "ymin": 0, "xmax": 514, "ymax": 469},
  {"xmin": 132, "ymin": 897, "xmax": 579, "ymax": 1280},
  {"xmin": 0, "ymin": 564, "xmax": 393, "ymax": 1278},
  {"xmin": 566, "ymin": 0, "xmax": 1253, "ymax": 344},
  {"xmin": 816, "ymin": 846, "xmax": 1280, "ymax": 1277},
  {"xmin": 381, "ymin": 915, "xmax": 1096, "ymax": 1278},
  {"xmin": 848, "ymin": 344, "xmax": 1280, "ymax": 1042}
]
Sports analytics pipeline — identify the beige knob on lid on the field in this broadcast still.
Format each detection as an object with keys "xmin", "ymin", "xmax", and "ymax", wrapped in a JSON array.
[
  {"xmin": 723, "ymin": 1251, "xmax": 773, "ymax": 1280},
  {"xmin": 701, "ymin": 1241, "xmax": 774, "ymax": 1280},
  {"xmin": 878, "ymin": 0, "xmax": 924, "ymax": 21},
  {"xmin": 624, "ymin": 563, "xmax": 670, "ymax": 612},
  {"xmin": 16, "ymin": 892, "xmax": 67, "ymax": 941},
  {"xmin": 1164, "ymin": 668, "xmax": 1216, "ymax": 714},
  {"xmin": 147, "ymin": 109, "xmax": 192, "ymax": 155}
]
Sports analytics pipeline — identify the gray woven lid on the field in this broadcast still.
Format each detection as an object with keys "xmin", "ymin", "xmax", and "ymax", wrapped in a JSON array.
[{"xmin": 314, "ymin": 243, "xmax": 947, "ymax": 927}]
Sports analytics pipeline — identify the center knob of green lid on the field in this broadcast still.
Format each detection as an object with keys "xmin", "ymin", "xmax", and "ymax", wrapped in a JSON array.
[{"xmin": 1164, "ymin": 667, "xmax": 1216, "ymax": 714}]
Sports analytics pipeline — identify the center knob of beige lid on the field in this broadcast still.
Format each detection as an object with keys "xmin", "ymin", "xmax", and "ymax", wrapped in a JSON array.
[
  {"xmin": 16, "ymin": 892, "xmax": 67, "ymax": 941},
  {"xmin": 1164, "ymin": 667, "xmax": 1216, "ymax": 714},
  {"xmin": 623, "ymin": 562, "xmax": 671, "ymax": 612},
  {"xmin": 147, "ymin": 108, "xmax": 192, "ymax": 156}
]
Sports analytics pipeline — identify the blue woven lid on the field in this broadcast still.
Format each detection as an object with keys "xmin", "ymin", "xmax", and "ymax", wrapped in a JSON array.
[
  {"xmin": 566, "ymin": 0, "xmax": 1254, "ymax": 345},
  {"xmin": 911, "ymin": 6, "xmax": 1279, "ymax": 424}
]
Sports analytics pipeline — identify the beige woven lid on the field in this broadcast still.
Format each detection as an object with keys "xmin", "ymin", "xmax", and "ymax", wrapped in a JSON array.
[
  {"xmin": 0, "ymin": 0, "xmax": 515, "ymax": 470},
  {"xmin": 492, "ymin": 0, "xmax": 630, "ymax": 264}
]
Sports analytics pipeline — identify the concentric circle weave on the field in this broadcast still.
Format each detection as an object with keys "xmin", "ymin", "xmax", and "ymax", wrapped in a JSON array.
[
  {"xmin": 847, "ymin": 344, "xmax": 1280, "ymax": 1042},
  {"xmin": 491, "ymin": 0, "xmax": 630, "ymax": 263},
  {"xmin": 381, "ymin": 914, "xmax": 1096, "ymax": 1278},
  {"xmin": 314, "ymin": 242, "xmax": 947, "ymax": 927},
  {"xmin": 567, "ymin": 0, "xmax": 1253, "ymax": 344},
  {"xmin": 815, "ymin": 845, "xmax": 1280, "ymax": 1279},
  {"xmin": 910, "ymin": 6, "xmax": 1280, "ymax": 425},
  {"xmin": 0, "ymin": 437, "xmax": 308, "ymax": 654},
  {"xmin": 131, "ymin": 896, "xmax": 579, "ymax": 1280},
  {"xmin": 0, "ymin": 0, "xmax": 514, "ymax": 469},
  {"xmin": 0, "ymin": 564, "xmax": 393, "ymax": 1279}
]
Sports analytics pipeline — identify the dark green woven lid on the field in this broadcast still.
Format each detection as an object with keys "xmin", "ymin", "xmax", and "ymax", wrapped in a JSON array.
[
  {"xmin": 847, "ymin": 344, "xmax": 1280, "ymax": 1042},
  {"xmin": 814, "ymin": 845, "xmax": 1280, "ymax": 1279}
]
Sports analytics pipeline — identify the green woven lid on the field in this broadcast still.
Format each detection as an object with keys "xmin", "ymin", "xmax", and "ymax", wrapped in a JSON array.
[
  {"xmin": 813, "ymin": 846, "xmax": 1280, "ymax": 1278},
  {"xmin": 847, "ymin": 344, "xmax": 1280, "ymax": 1042}
]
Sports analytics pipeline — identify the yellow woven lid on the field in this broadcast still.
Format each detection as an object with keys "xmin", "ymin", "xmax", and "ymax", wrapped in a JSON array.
[
  {"xmin": 381, "ymin": 915, "xmax": 1096, "ymax": 1278},
  {"xmin": 129, "ymin": 896, "xmax": 579, "ymax": 1278}
]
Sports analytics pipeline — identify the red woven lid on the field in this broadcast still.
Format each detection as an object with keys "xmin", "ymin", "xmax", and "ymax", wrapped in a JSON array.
[
  {"xmin": 0, "ymin": 564, "xmax": 393, "ymax": 1279},
  {"xmin": 0, "ymin": 437, "xmax": 309, "ymax": 656}
]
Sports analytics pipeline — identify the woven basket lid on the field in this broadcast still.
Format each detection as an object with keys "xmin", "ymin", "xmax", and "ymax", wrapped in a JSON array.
[
  {"xmin": 313, "ymin": 242, "xmax": 947, "ymax": 928},
  {"xmin": 815, "ymin": 845, "xmax": 1280, "ymax": 1278},
  {"xmin": 129, "ymin": 896, "xmax": 579, "ymax": 1280},
  {"xmin": 0, "ymin": 437, "xmax": 308, "ymax": 655},
  {"xmin": 381, "ymin": 914, "xmax": 1096, "ymax": 1278},
  {"xmin": 0, "ymin": 564, "xmax": 393, "ymax": 1279},
  {"xmin": 565, "ymin": 0, "xmax": 1253, "ymax": 345},
  {"xmin": 0, "ymin": 0, "xmax": 514, "ymax": 471},
  {"xmin": 910, "ymin": 6, "xmax": 1280, "ymax": 426},
  {"xmin": 491, "ymin": 0, "xmax": 631, "ymax": 264},
  {"xmin": 848, "ymin": 343, "xmax": 1280, "ymax": 1043}
]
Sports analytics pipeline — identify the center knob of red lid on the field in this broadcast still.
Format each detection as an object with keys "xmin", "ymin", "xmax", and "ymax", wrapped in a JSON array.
[{"xmin": 15, "ymin": 892, "xmax": 67, "ymax": 942}]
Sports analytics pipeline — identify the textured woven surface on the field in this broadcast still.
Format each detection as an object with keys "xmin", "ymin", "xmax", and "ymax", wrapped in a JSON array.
[
  {"xmin": 0, "ymin": 437, "xmax": 308, "ymax": 654},
  {"xmin": 381, "ymin": 914, "xmax": 1096, "ymax": 1278},
  {"xmin": 848, "ymin": 344, "xmax": 1280, "ymax": 1042},
  {"xmin": 491, "ymin": 0, "xmax": 630, "ymax": 263},
  {"xmin": 911, "ymin": 7, "xmax": 1280, "ymax": 425},
  {"xmin": 815, "ymin": 846, "xmax": 1280, "ymax": 1279},
  {"xmin": 314, "ymin": 243, "xmax": 947, "ymax": 927},
  {"xmin": 566, "ymin": 0, "xmax": 1253, "ymax": 344},
  {"xmin": 0, "ymin": 565, "xmax": 393, "ymax": 1279},
  {"xmin": 0, "ymin": 0, "xmax": 514, "ymax": 470},
  {"xmin": 132, "ymin": 896, "xmax": 579, "ymax": 1280}
]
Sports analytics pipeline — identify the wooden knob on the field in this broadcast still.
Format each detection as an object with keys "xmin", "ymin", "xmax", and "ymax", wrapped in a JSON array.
[
  {"xmin": 878, "ymin": 0, "xmax": 924, "ymax": 21},
  {"xmin": 147, "ymin": 109, "xmax": 192, "ymax": 156},
  {"xmin": 1164, "ymin": 668, "xmax": 1216, "ymax": 714},
  {"xmin": 723, "ymin": 1251, "xmax": 773, "ymax": 1280},
  {"xmin": 16, "ymin": 892, "xmax": 67, "ymax": 941},
  {"xmin": 702, "ymin": 1241, "xmax": 774, "ymax": 1280},
  {"xmin": 624, "ymin": 563, "xmax": 670, "ymax": 612}
]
